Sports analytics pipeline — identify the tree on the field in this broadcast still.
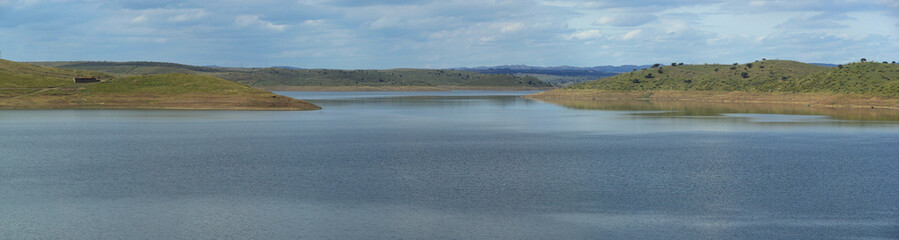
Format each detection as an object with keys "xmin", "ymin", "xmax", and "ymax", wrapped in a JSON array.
[
  {"xmin": 678, "ymin": 62, "xmax": 684, "ymax": 65},
  {"xmin": 762, "ymin": 58, "xmax": 766, "ymax": 61},
  {"xmin": 671, "ymin": 63, "xmax": 677, "ymax": 66},
  {"xmin": 733, "ymin": 63, "xmax": 738, "ymax": 65},
  {"xmin": 837, "ymin": 64, "xmax": 843, "ymax": 69},
  {"xmin": 861, "ymin": 58, "xmax": 867, "ymax": 62}
]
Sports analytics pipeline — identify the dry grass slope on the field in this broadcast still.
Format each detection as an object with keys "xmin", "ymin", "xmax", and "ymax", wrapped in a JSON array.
[{"xmin": 0, "ymin": 60, "xmax": 320, "ymax": 110}]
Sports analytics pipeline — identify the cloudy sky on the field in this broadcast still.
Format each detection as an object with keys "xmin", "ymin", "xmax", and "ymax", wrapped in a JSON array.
[{"xmin": 1, "ymin": 0, "xmax": 896, "ymax": 69}]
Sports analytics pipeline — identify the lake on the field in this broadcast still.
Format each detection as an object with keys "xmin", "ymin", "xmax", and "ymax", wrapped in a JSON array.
[{"xmin": 1, "ymin": 91, "xmax": 897, "ymax": 239}]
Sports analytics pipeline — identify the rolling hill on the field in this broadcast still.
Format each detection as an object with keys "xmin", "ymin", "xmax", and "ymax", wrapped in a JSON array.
[
  {"xmin": 29, "ymin": 61, "xmax": 554, "ymax": 90},
  {"xmin": 529, "ymin": 60, "xmax": 899, "ymax": 109},
  {"xmin": 0, "ymin": 60, "xmax": 320, "ymax": 110}
]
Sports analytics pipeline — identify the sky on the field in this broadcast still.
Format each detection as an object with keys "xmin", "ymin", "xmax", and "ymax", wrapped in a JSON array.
[{"xmin": 0, "ymin": 0, "xmax": 897, "ymax": 69}]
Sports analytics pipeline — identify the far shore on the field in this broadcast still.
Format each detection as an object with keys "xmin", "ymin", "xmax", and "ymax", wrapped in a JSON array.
[
  {"xmin": 259, "ymin": 86, "xmax": 555, "ymax": 92},
  {"xmin": 0, "ymin": 92, "xmax": 321, "ymax": 111},
  {"xmin": 526, "ymin": 89, "xmax": 899, "ymax": 110}
]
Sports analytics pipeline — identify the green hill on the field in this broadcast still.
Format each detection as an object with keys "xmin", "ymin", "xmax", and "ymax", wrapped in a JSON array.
[
  {"xmin": 567, "ymin": 60, "xmax": 833, "ymax": 93},
  {"xmin": 530, "ymin": 60, "xmax": 899, "ymax": 109},
  {"xmin": 785, "ymin": 62, "xmax": 899, "ymax": 96},
  {"xmin": 29, "ymin": 61, "xmax": 554, "ymax": 90},
  {"xmin": 0, "ymin": 60, "xmax": 319, "ymax": 110}
]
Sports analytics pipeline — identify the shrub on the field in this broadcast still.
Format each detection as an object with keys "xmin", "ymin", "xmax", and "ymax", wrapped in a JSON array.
[
  {"xmin": 741, "ymin": 72, "xmax": 749, "ymax": 78},
  {"xmin": 861, "ymin": 58, "xmax": 867, "ymax": 62},
  {"xmin": 837, "ymin": 64, "xmax": 843, "ymax": 69},
  {"xmin": 683, "ymin": 79, "xmax": 692, "ymax": 83},
  {"xmin": 652, "ymin": 63, "xmax": 661, "ymax": 68},
  {"xmin": 632, "ymin": 79, "xmax": 641, "ymax": 83},
  {"xmin": 671, "ymin": 63, "xmax": 677, "ymax": 66},
  {"xmin": 747, "ymin": 63, "xmax": 753, "ymax": 68},
  {"xmin": 644, "ymin": 73, "xmax": 654, "ymax": 78}
]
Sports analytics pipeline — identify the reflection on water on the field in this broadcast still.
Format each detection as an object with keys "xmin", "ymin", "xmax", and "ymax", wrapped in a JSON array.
[
  {"xmin": 2, "ymin": 91, "xmax": 898, "ymax": 240},
  {"xmin": 537, "ymin": 98, "xmax": 899, "ymax": 121}
]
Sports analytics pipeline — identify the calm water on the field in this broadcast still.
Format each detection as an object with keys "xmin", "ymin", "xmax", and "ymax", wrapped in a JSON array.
[{"xmin": 1, "ymin": 91, "xmax": 898, "ymax": 239}]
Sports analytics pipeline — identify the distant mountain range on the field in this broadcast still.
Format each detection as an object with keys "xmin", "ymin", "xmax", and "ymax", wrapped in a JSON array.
[
  {"xmin": 809, "ymin": 63, "xmax": 838, "ymax": 67},
  {"xmin": 452, "ymin": 64, "xmax": 652, "ymax": 74},
  {"xmin": 450, "ymin": 64, "xmax": 654, "ymax": 86}
]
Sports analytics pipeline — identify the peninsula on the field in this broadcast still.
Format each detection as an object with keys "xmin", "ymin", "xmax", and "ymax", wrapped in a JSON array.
[
  {"xmin": 0, "ymin": 60, "xmax": 320, "ymax": 110},
  {"xmin": 528, "ymin": 60, "xmax": 899, "ymax": 109}
]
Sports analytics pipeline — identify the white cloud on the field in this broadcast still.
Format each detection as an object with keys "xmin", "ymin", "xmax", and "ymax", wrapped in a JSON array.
[
  {"xmin": 301, "ymin": 19, "xmax": 325, "ymax": 27},
  {"xmin": 368, "ymin": 17, "xmax": 398, "ymax": 29},
  {"xmin": 131, "ymin": 15, "xmax": 148, "ymax": 24},
  {"xmin": 594, "ymin": 16, "xmax": 613, "ymax": 25},
  {"xmin": 167, "ymin": 10, "xmax": 208, "ymax": 22},
  {"xmin": 593, "ymin": 14, "xmax": 657, "ymax": 27},
  {"xmin": 749, "ymin": 1, "xmax": 766, "ymax": 7},
  {"xmin": 621, "ymin": 29, "xmax": 642, "ymax": 40},
  {"xmin": 235, "ymin": 15, "xmax": 287, "ymax": 31},
  {"xmin": 121, "ymin": 8, "xmax": 209, "ymax": 25},
  {"xmin": 776, "ymin": 13, "xmax": 852, "ymax": 30},
  {"xmin": 2, "ymin": 0, "xmax": 896, "ymax": 68},
  {"xmin": 564, "ymin": 29, "xmax": 602, "ymax": 40},
  {"xmin": 500, "ymin": 22, "xmax": 525, "ymax": 33}
]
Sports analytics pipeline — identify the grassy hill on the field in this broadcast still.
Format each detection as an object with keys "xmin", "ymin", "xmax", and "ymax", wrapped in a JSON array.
[
  {"xmin": 566, "ymin": 60, "xmax": 833, "ymax": 92},
  {"xmin": 0, "ymin": 60, "xmax": 319, "ymax": 110},
  {"xmin": 29, "ymin": 61, "xmax": 554, "ymax": 90},
  {"xmin": 785, "ymin": 62, "xmax": 899, "ymax": 96},
  {"xmin": 530, "ymin": 60, "xmax": 899, "ymax": 109}
]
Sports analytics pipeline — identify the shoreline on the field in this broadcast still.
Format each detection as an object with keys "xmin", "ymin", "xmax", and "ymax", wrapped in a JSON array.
[
  {"xmin": 258, "ymin": 86, "xmax": 555, "ymax": 92},
  {"xmin": 0, "ymin": 93, "xmax": 321, "ymax": 111},
  {"xmin": 0, "ymin": 106, "xmax": 316, "ymax": 111},
  {"xmin": 525, "ymin": 89, "xmax": 899, "ymax": 110}
]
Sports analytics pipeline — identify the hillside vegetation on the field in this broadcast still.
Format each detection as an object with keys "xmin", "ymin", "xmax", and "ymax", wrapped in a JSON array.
[
  {"xmin": 786, "ymin": 62, "xmax": 899, "ymax": 96},
  {"xmin": 531, "ymin": 60, "xmax": 899, "ymax": 109},
  {"xmin": 0, "ymin": 60, "xmax": 319, "ymax": 110},
  {"xmin": 30, "ymin": 61, "xmax": 554, "ymax": 90},
  {"xmin": 568, "ymin": 60, "xmax": 833, "ymax": 92}
]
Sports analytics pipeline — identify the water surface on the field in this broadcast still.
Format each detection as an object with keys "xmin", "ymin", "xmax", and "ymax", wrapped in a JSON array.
[{"xmin": 1, "ymin": 91, "xmax": 897, "ymax": 239}]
